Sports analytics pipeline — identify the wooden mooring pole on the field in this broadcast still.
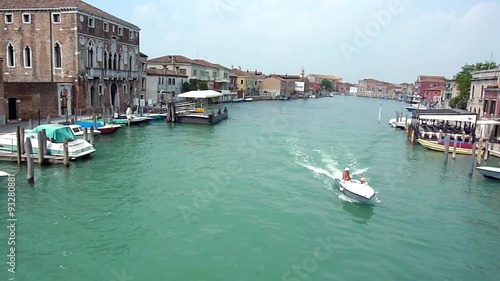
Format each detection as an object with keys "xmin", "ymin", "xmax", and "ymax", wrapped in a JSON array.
[
  {"xmin": 16, "ymin": 126, "xmax": 21, "ymax": 165},
  {"xmin": 20, "ymin": 127, "xmax": 25, "ymax": 155},
  {"xmin": 468, "ymin": 142, "xmax": 477, "ymax": 178},
  {"xmin": 83, "ymin": 128, "xmax": 88, "ymax": 142},
  {"xmin": 25, "ymin": 138, "xmax": 34, "ymax": 184},
  {"xmin": 484, "ymin": 141, "xmax": 489, "ymax": 162},
  {"xmin": 443, "ymin": 134, "xmax": 450, "ymax": 165},
  {"xmin": 452, "ymin": 137, "xmax": 458, "ymax": 159},
  {"xmin": 47, "ymin": 114, "xmax": 51, "ymax": 124},
  {"xmin": 63, "ymin": 138, "xmax": 70, "ymax": 167},
  {"xmin": 37, "ymin": 131, "xmax": 45, "ymax": 164},
  {"xmin": 89, "ymin": 127, "xmax": 95, "ymax": 145}
]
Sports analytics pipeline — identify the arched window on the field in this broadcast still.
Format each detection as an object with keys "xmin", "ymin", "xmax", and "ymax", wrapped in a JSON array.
[
  {"xmin": 54, "ymin": 42, "xmax": 62, "ymax": 68},
  {"xmin": 471, "ymin": 85, "xmax": 475, "ymax": 100},
  {"xmin": 481, "ymin": 85, "xmax": 484, "ymax": 100},
  {"xmin": 103, "ymin": 51, "xmax": 108, "ymax": 69},
  {"xmin": 23, "ymin": 45, "xmax": 31, "ymax": 68},
  {"xmin": 7, "ymin": 43, "xmax": 15, "ymax": 67},
  {"xmin": 113, "ymin": 53, "xmax": 117, "ymax": 70},
  {"xmin": 87, "ymin": 41, "xmax": 94, "ymax": 68},
  {"xmin": 108, "ymin": 53, "xmax": 112, "ymax": 70},
  {"xmin": 118, "ymin": 53, "xmax": 122, "ymax": 70},
  {"xmin": 98, "ymin": 84, "xmax": 103, "ymax": 96},
  {"xmin": 168, "ymin": 78, "xmax": 172, "ymax": 85}
]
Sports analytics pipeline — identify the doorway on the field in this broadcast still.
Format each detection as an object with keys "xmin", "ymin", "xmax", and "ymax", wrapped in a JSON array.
[{"xmin": 8, "ymin": 98, "xmax": 17, "ymax": 120}]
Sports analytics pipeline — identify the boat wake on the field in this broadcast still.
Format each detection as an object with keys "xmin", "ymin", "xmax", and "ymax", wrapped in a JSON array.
[{"xmin": 288, "ymin": 140, "xmax": 379, "ymax": 203}]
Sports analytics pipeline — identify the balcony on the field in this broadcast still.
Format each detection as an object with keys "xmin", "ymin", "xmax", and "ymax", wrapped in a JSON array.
[{"xmin": 86, "ymin": 68, "xmax": 138, "ymax": 80}]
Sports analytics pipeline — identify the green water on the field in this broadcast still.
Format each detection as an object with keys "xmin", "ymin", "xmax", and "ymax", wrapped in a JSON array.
[{"xmin": 1, "ymin": 96, "xmax": 499, "ymax": 281}]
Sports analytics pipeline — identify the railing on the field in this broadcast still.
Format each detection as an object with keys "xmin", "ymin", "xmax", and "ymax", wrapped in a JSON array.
[{"xmin": 86, "ymin": 68, "xmax": 138, "ymax": 80}]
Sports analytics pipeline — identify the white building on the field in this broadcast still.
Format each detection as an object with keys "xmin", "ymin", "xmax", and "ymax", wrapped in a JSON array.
[
  {"xmin": 146, "ymin": 69, "xmax": 188, "ymax": 106},
  {"xmin": 469, "ymin": 67, "xmax": 500, "ymax": 116}
]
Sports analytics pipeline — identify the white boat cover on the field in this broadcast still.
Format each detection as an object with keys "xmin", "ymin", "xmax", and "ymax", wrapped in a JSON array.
[{"xmin": 178, "ymin": 90, "xmax": 223, "ymax": 99}]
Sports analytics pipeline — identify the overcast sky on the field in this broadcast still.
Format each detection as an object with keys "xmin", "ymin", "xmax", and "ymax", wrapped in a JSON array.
[{"xmin": 86, "ymin": 0, "xmax": 500, "ymax": 84}]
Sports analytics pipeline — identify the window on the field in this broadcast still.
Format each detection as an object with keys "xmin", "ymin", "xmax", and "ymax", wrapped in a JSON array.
[
  {"xmin": 88, "ymin": 17, "xmax": 94, "ymax": 28},
  {"xmin": 118, "ymin": 27, "xmax": 123, "ymax": 36},
  {"xmin": 103, "ymin": 22, "xmax": 109, "ymax": 32},
  {"xmin": 491, "ymin": 100, "xmax": 496, "ymax": 115},
  {"xmin": 5, "ymin": 13, "xmax": 13, "ymax": 24},
  {"xmin": 98, "ymin": 84, "xmax": 103, "ymax": 96},
  {"xmin": 103, "ymin": 51, "xmax": 108, "ymax": 69},
  {"xmin": 87, "ymin": 41, "xmax": 94, "ymax": 68},
  {"xmin": 484, "ymin": 100, "xmax": 489, "ymax": 113},
  {"xmin": 52, "ymin": 13, "xmax": 61, "ymax": 23},
  {"xmin": 7, "ymin": 43, "xmax": 15, "ymax": 67},
  {"xmin": 141, "ymin": 78, "xmax": 146, "ymax": 88},
  {"xmin": 54, "ymin": 42, "xmax": 62, "ymax": 68},
  {"xmin": 22, "ymin": 13, "xmax": 31, "ymax": 24},
  {"xmin": 129, "ymin": 30, "xmax": 134, "ymax": 39},
  {"xmin": 240, "ymin": 79, "xmax": 244, "ymax": 85},
  {"xmin": 23, "ymin": 45, "xmax": 31, "ymax": 68}
]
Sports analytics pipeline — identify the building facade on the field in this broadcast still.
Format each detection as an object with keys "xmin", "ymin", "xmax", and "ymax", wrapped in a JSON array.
[
  {"xmin": 415, "ymin": 75, "xmax": 446, "ymax": 97},
  {"xmin": 0, "ymin": 0, "xmax": 142, "ymax": 120},
  {"xmin": 145, "ymin": 69, "xmax": 188, "ymax": 106},
  {"xmin": 357, "ymin": 78, "xmax": 396, "ymax": 98},
  {"xmin": 482, "ymin": 85, "xmax": 500, "ymax": 119},
  {"xmin": 0, "ymin": 57, "xmax": 5, "ymax": 124},
  {"xmin": 148, "ymin": 55, "xmax": 230, "ymax": 91},
  {"xmin": 469, "ymin": 67, "xmax": 500, "ymax": 117}
]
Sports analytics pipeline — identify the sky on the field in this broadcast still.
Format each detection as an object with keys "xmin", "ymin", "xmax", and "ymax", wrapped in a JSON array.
[{"xmin": 85, "ymin": 0, "xmax": 500, "ymax": 84}]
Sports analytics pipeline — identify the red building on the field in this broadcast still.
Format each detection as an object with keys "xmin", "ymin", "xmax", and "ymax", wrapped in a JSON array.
[
  {"xmin": 309, "ymin": 82, "xmax": 321, "ymax": 94},
  {"xmin": 422, "ymin": 86, "xmax": 444, "ymax": 102},
  {"xmin": 482, "ymin": 84, "xmax": 500, "ymax": 118},
  {"xmin": 415, "ymin": 75, "xmax": 446, "ymax": 97}
]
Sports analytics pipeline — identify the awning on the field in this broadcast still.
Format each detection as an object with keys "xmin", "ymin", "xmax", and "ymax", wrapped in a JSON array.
[{"xmin": 178, "ymin": 90, "xmax": 223, "ymax": 99}]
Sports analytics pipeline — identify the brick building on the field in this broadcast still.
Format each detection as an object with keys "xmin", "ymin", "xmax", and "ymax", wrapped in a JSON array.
[
  {"xmin": 0, "ymin": 57, "xmax": 5, "ymax": 124},
  {"xmin": 415, "ymin": 75, "xmax": 446, "ymax": 98},
  {"xmin": 357, "ymin": 78, "xmax": 396, "ymax": 98},
  {"xmin": 0, "ymin": 0, "xmax": 142, "ymax": 120}
]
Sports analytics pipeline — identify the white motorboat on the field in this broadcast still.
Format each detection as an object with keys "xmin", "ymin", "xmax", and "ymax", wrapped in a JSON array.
[
  {"xmin": 244, "ymin": 98, "xmax": 254, "ymax": 102},
  {"xmin": 476, "ymin": 166, "xmax": 500, "ymax": 180},
  {"xmin": 388, "ymin": 117, "xmax": 411, "ymax": 130},
  {"xmin": 334, "ymin": 178, "xmax": 376, "ymax": 203},
  {"xmin": 66, "ymin": 124, "xmax": 101, "ymax": 140},
  {"xmin": 0, "ymin": 124, "xmax": 95, "ymax": 159}
]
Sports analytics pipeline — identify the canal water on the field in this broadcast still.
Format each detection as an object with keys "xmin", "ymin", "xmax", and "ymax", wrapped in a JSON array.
[{"xmin": 1, "ymin": 96, "xmax": 499, "ymax": 281}]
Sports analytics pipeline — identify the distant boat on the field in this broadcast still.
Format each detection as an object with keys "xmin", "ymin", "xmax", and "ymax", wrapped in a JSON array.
[
  {"xmin": 244, "ymin": 98, "xmax": 253, "ymax": 102},
  {"xmin": 233, "ymin": 98, "xmax": 244, "ymax": 103}
]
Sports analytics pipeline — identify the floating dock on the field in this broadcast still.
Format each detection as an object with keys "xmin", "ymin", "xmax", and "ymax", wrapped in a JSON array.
[{"xmin": 0, "ymin": 151, "xmax": 65, "ymax": 164}]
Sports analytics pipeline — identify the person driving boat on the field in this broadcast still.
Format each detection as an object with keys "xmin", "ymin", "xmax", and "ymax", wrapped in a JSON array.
[{"xmin": 342, "ymin": 167, "xmax": 351, "ymax": 181}]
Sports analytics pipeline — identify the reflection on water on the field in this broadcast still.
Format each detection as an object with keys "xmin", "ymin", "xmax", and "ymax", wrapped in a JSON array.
[{"xmin": 341, "ymin": 200, "xmax": 375, "ymax": 224}]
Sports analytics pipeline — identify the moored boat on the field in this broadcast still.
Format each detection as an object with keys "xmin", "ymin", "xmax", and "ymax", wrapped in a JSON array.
[
  {"xmin": 66, "ymin": 124, "xmax": 101, "ymax": 139},
  {"xmin": 417, "ymin": 138, "xmax": 482, "ymax": 155},
  {"xmin": 0, "ymin": 124, "xmax": 95, "ymax": 159},
  {"xmin": 75, "ymin": 121, "xmax": 122, "ymax": 135}
]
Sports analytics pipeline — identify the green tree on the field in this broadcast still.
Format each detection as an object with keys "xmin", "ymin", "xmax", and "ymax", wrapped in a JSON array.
[
  {"xmin": 199, "ymin": 82, "xmax": 208, "ymax": 90},
  {"xmin": 449, "ymin": 61, "xmax": 497, "ymax": 109},
  {"xmin": 320, "ymin": 79, "xmax": 333, "ymax": 91},
  {"xmin": 181, "ymin": 82, "xmax": 190, "ymax": 93}
]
